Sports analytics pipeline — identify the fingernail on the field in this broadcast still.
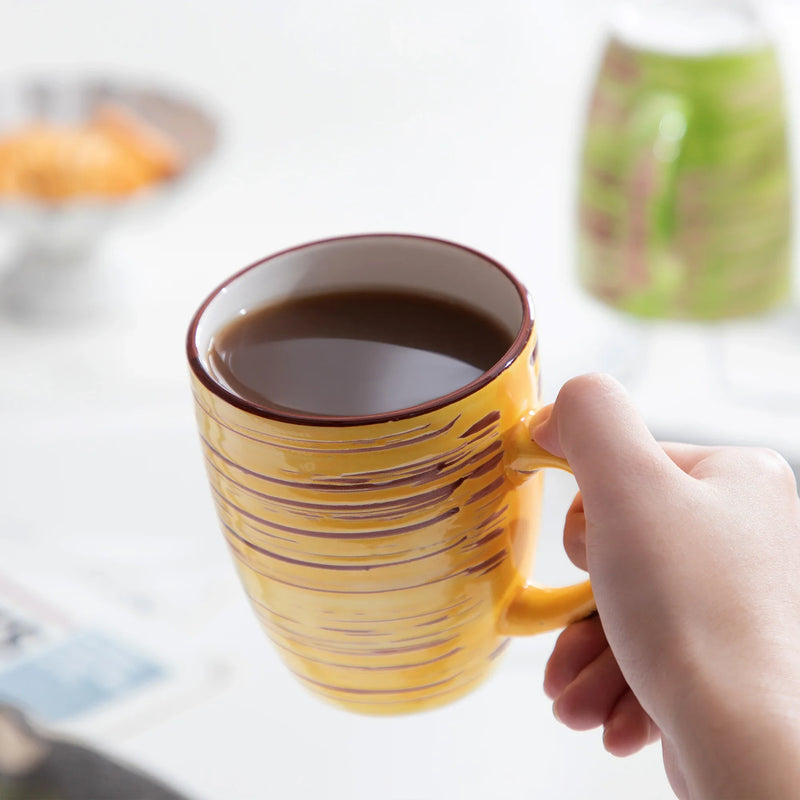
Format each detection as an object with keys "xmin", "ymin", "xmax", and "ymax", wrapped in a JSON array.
[
  {"xmin": 530, "ymin": 404, "xmax": 566, "ymax": 458},
  {"xmin": 552, "ymin": 700, "xmax": 562, "ymax": 722},
  {"xmin": 601, "ymin": 725, "xmax": 612, "ymax": 750}
]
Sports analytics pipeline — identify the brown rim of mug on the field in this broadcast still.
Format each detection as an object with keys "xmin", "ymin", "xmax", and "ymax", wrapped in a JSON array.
[{"xmin": 186, "ymin": 233, "xmax": 534, "ymax": 428}]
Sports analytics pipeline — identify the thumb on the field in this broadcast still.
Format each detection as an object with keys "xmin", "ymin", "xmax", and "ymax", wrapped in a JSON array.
[{"xmin": 532, "ymin": 374, "xmax": 678, "ymax": 517}]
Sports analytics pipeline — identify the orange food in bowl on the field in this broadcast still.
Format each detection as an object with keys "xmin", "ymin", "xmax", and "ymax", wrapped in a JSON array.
[{"xmin": 0, "ymin": 105, "xmax": 183, "ymax": 201}]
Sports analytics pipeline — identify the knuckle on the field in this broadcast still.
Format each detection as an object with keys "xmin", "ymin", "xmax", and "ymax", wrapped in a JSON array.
[{"xmin": 748, "ymin": 447, "xmax": 797, "ymax": 486}]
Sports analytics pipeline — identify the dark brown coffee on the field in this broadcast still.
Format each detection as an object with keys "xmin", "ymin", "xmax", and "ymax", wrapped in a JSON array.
[{"xmin": 208, "ymin": 289, "xmax": 513, "ymax": 417}]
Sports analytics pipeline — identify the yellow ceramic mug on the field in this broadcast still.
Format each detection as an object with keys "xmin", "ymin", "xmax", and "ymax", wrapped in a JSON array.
[{"xmin": 187, "ymin": 234, "xmax": 595, "ymax": 714}]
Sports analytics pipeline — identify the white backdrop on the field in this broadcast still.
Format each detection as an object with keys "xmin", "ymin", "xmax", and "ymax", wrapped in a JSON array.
[{"xmin": 2, "ymin": 2, "xmax": 799, "ymax": 798}]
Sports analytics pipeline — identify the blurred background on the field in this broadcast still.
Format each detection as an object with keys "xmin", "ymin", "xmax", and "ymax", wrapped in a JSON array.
[{"xmin": 1, "ymin": 1, "xmax": 798, "ymax": 798}]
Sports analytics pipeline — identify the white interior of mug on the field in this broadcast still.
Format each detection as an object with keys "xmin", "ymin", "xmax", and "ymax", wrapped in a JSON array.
[{"xmin": 192, "ymin": 234, "xmax": 528, "ymax": 373}]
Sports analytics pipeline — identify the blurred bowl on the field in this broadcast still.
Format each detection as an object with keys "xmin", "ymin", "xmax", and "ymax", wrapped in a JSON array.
[{"xmin": 0, "ymin": 76, "xmax": 219, "ymax": 322}]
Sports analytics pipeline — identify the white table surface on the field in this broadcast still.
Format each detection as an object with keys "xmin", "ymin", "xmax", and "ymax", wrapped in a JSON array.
[{"xmin": 2, "ymin": 1, "xmax": 800, "ymax": 798}]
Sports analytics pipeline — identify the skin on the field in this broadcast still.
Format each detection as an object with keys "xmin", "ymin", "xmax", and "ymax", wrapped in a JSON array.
[{"xmin": 531, "ymin": 374, "xmax": 800, "ymax": 800}]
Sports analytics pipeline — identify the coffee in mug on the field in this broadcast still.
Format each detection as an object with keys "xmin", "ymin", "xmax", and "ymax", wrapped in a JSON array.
[{"xmin": 207, "ymin": 289, "xmax": 513, "ymax": 417}]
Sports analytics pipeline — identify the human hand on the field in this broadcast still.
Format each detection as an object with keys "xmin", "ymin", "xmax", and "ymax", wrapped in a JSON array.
[{"xmin": 533, "ymin": 374, "xmax": 800, "ymax": 799}]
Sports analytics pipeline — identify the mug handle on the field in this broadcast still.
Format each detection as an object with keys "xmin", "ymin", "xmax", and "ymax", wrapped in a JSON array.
[{"xmin": 498, "ymin": 420, "xmax": 596, "ymax": 636}]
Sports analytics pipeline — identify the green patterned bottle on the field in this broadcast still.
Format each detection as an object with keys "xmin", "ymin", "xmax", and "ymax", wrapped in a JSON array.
[{"xmin": 578, "ymin": 0, "xmax": 792, "ymax": 319}]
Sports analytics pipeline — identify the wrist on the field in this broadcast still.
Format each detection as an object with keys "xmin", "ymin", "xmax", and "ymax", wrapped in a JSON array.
[{"xmin": 666, "ymin": 645, "xmax": 800, "ymax": 799}]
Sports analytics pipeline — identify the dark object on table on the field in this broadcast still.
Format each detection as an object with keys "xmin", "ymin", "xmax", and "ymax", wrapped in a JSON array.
[{"xmin": 0, "ymin": 704, "xmax": 192, "ymax": 800}]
